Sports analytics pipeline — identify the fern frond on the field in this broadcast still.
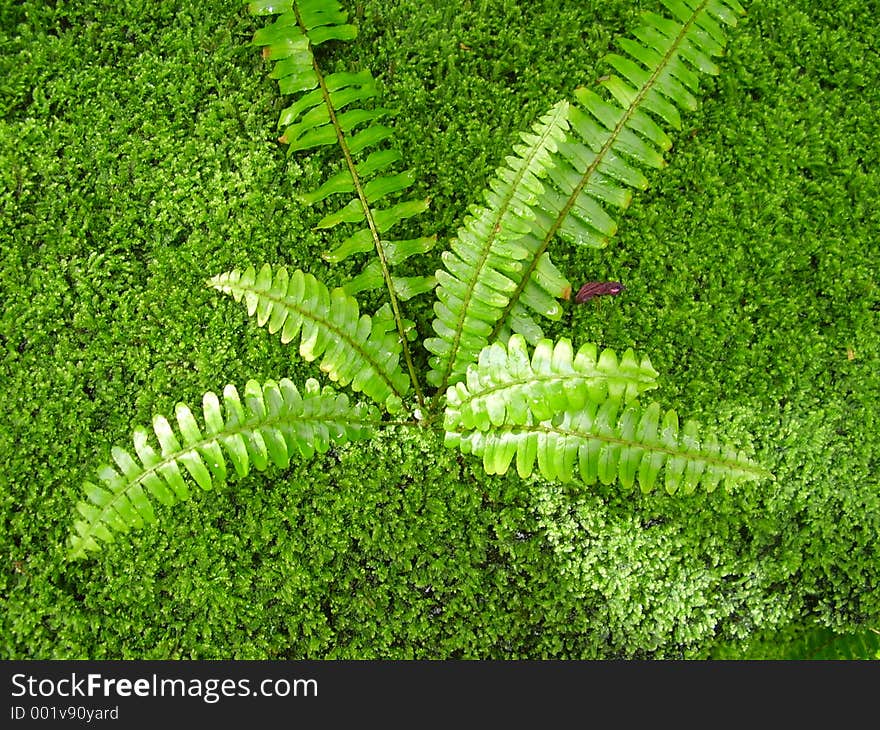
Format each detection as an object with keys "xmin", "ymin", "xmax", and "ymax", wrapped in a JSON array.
[
  {"xmin": 247, "ymin": 0, "xmax": 434, "ymax": 302},
  {"xmin": 556, "ymin": 0, "xmax": 746, "ymax": 245},
  {"xmin": 446, "ymin": 398, "xmax": 771, "ymax": 494},
  {"xmin": 444, "ymin": 334, "xmax": 659, "ymax": 432},
  {"xmin": 247, "ymin": 0, "xmax": 431, "ymax": 407},
  {"xmin": 209, "ymin": 264, "xmax": 410, "ymax": 413},
  {"xmin": 424, "ymin": 101, "xmax": 571, "ymax": 392},
  {"xmin": 489, "ymin": 0, "xmax": 746, "ymax": 343},
  {"xmin": 425, "ymin": 2, "xmax": 744, "ymax": 394},
  {"xmin": 68, "ymin": 377, "xmax": 377, "ymax": 559}
]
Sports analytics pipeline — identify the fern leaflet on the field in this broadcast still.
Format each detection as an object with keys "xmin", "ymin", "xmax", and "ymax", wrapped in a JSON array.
[{"xmin": 69, "ymin": 377, "xmax": 377, "ymax": 559}]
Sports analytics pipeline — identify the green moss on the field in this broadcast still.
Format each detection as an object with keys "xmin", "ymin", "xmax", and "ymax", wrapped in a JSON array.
[{"xmin": 1, "ymin": 0, "xmax": 878, "ymax": 658}]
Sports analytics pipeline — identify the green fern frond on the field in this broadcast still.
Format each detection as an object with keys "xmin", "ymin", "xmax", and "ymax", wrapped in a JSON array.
[
  {"xmin": 68, "ymin": 377, "xmax": 377, "ymax": 559},
  {"xmin": 424, "ymin": 101, "xmax": 571, "ymax": 392},
  {"xmin": 554, "ymin": 0, "xmax": 746, "ymax": 248},
  {"xmin": 444, "ymin": 334, "xmax": 659, "ymax": 432},
  {"xmin": 247, "ymin": 0, "xmax": 435, "ymax": 304},
  {"xmin": 425, "ymin": 1, "xmax": 745, "ymax": 394},
  {"xmin": 208, "ymin": 264, "xmax": 410, "ymax": 413},
  {"xmin": 490, "ymin": 0, "xmax": 746, "ymax": 342},
  {"xmin": 446, "ymin": 398, "xmax": 771, "ymax": 494}
]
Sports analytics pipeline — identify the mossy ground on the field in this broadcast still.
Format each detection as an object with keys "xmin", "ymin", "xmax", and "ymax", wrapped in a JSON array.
[{"xmin": 1, "ymin": 0, "xmax": 877, "ymax": 658}]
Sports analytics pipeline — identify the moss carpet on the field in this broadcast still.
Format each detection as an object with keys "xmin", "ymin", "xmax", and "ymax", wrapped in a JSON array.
[{"xmin": 1, "ymin": 0, "xmax": 877, "ymax": 658}]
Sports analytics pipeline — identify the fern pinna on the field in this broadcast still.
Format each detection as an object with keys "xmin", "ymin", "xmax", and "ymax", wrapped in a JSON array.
[{"xmin": 68, "ymin": 0, "xmax": 769, "ymax": 560}]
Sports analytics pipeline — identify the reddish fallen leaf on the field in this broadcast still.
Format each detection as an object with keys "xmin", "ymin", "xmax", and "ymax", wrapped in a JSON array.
[{"xmin": 575, "ymin": 281, "xmax": 625, "ymax": 304}]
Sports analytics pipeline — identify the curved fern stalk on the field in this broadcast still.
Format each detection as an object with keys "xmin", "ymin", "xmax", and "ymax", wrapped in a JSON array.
[
  {"xmin": 446, "ymin": 398, "xmax": 771, "ymax": 495},
  {"xmin": 247, "ymin": 0, "xmax": 433, "ymax": 406},
  {"xmin": 444, "ymin": 334, "xmax": 659, "ymax": 433},
  {"xmin": 209, "ymin": 264, "xmax": 410, "ymax": 413},
  {"xmin": 489, "ymin": 0, "xmax": 746, "ymax": 344},
  {"xmin": 424, "ymin": 101, "xmax": 572, "ymax": 394},
  {"xmin": 69, "ymin": 378, "xmax": 378, "ymax": 559}
]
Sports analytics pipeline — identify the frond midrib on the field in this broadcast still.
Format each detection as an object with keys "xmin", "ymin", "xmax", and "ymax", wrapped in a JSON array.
[{"xmin": 488, "ymin": 0, "xmax": 712, "ymax": 343}]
